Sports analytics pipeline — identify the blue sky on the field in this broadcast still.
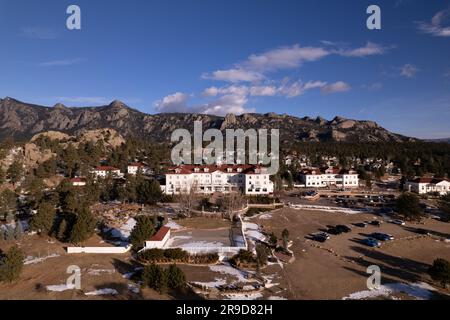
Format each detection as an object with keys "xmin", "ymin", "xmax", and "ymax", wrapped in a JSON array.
[{"xmin": 0, "ymin": 0, "xmax": 449, "ymax": 138}]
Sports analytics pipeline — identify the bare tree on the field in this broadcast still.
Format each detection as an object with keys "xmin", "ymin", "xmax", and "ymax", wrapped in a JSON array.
[
  {"xmin": 177, "ymin": 181, "xmax": 200, "ymax": 217},
  {"xmin": 218, "ymin": 192, "xmax": 246, "ymax": 219}
]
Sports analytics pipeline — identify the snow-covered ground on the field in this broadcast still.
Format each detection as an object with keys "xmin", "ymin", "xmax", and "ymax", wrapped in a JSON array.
[
  {"xmin": 24, "ymin": 253, "xmax": 60, "ymax": 265},
  {"xmin": 87, "ymin": 268, "xmax": 116, "ymax": 276},
  {"xmin": 209, "ymin": 263, "xmax": 252, "ymax": 283},
  {"xmin": 84, "ymin": 288, "xmax": 119, "ymax": 296},
  {"xmin": 343, "ymin": 282, "xmax": 437, "ymax": 300},
  {"xmin": 192, "ymin": 278, "xmax": 227, "ymax": 288},
  {"xmin": 224, "ymin": 292, "xmax": 263, "ymax": 300},
  {"xmin": 46, "ymin": 284, "xmax": 76, "ymax": 292},
  {"xmin": 289, "ymin": 204, "xmax": 368, "ymax": 214},
  {"xmin": 242, "ymin": 222, "xmax": 265, "ymax": 242},
  {"xmin": 165, "ymin": 220, "xmax": 183, "ymax": 230},
  {"xmin": 109, "ymin": 218, "xmax": 136, "ymax": 241}
]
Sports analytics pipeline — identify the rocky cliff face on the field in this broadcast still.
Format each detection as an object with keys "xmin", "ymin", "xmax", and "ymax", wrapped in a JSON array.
[{"xmin": 0, "ymin": 97, "xmax": 415, "ymax": 143}]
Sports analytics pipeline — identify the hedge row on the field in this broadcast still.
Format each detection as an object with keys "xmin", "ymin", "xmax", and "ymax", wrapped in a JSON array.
[{"xmin": 138, "ymin": 248, "xmax": 219, "ymax": 264}]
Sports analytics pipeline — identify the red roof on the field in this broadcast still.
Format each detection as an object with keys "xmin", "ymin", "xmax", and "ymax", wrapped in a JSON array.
[
  {"xmin": 411, "ymin": 177, "xmax": 449, "ymax": 184},
  {"xmin": 167, "ymin": 164, "xmax": 263, "ymax": 175},
  {"xmin": 70, "ymin": 177, "xmax": 86, "ymax": 183},
  {"xmin": 95, "ymin": 166, "xmax": 119, "ymax": 171},
  {"xmin": 129, "ymin": 162, "xmax": 145, "ymax": 167},
  {"xmin": 149, "ymin": 226, "xmax": 170, "ymax": 242}
]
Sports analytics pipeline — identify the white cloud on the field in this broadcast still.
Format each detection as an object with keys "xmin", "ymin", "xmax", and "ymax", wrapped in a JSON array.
[
  {"xmin": 418, "ymin": 8, "xmax": 450, "ymax": 37},
  {"xmin": 202, "ymin": 69, "xmax": 263, "ymax": 83},
  {"xmin": 38, "ymin": 58, "xmax": 85, "ymax": 67},
  {"xmin": 249, "ymin": 86, "xmax": 277, "ymax": 96},
  {"xmin": 203, "ymin": 42, "xmax": 390, "ymax": 84},
  {"xmin": 400, "ymin": 64, "xmax": 418, "ymax": 78},
  {"xmin": 321, "ymin": 81, "xmax": 351, "ymax": 94},
  {"xmin": 21, "ymin": 26, "xmax": 58, "ymax": 39},
  {"xmin": 278, "ymin": 79, "xmax": 329, "ymax": 97},
  {"xmin": 154, "ymin": 91, "xmax": 254, "ymax": 116},
  {"xmin": 337, "ymin": 42, "xmax": 390, "ymax": 57},
  {"xmin": 154, "ymin": 92, "xmax": 189, "ymax": 113},
  {"xmin": 244, "ymin": 44, "xmax": 330, "ymax": 71}
]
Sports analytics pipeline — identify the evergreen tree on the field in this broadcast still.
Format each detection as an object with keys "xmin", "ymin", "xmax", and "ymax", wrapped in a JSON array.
[
  {"xmin": 142, "ymin": 263, "xmax": 168, "ymax": 293},
  {"xmin": 282, "ymin": 229, "xmax": 290, "ymax": 250},
  {"xmin": 428, "ymin": 258, "xmax": 450, "ymax": 288},
  {"xmin": 14, "ymin": 221, "xmax": 23, "ymax": 240},
  {"xmin": 0, "ymin": 245, "xmax": 24, "ymax": 283},
  {"xmin": 30, "ymin": 201, "xmax": 57, "ymax": 235},
  {"xmin": 6, "ymin": 160, "xmax": 23, "ymax": 186},
  {"xmin": 130, "ymin": 215, "xmax": 155, "ymax": 249},
  {"xmin": 4, "ymin": 225, "xmax": 15, "ymax": 241},
  {"xmin": 57, "ymin": 218, "xmax": 68, "ymax": 242},
  {"xmin": 396, "ymin": 192, "xmax": 424, "ymax": 221},
  {"xmin": 69, "ymin": 205, "xmax": 96, "ymax": 244},
  {"xmin": 167, "ymin": 264, "xmax": 186, "ymax": 290},
  {"xmin": 0, "ymin": 189, "xmax": 17, "ymax": 220}
]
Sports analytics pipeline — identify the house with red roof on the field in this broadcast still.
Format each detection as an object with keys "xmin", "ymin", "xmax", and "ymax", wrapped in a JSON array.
[
  {"xmin": 143, "ymin": 226, "xmax": 171, "ymax": 250},
  {"xmin": 405, "ymin": 177, "xmax": 450, "ymax": 195},
  {"xmin": 69, "ymin": 177, "xmax": 86, "ymax": 187}
]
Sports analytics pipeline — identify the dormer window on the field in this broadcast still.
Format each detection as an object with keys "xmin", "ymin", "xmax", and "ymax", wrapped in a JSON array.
[
  {"xmin": 204, "ymin": 168, "xmax": 209, "ymax": 173},
  {"xmin": 194, "ymin": 168, "xmax": 200, "ymax": 173},
  {"xmin": 237, "ymin": 168, "xmax": 242, "ymax": 173},
  {"xmin": 227, "ymin": 168, "xmax": 233, "ymax": 173}
]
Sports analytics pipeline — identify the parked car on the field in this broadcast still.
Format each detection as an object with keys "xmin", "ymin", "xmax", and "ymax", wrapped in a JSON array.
[
  {"xmin": 313, "ymin": 233, "xmax": 330, "ymax": 242},
  {"xmin": 370, "ymin": 232, "xmax": 394, "ymax": 241},
  {"xmin": 336, "ymin": 225, "xmax": 352, "ymax": 233},
  {"xmin": 363, "ymin": 237, "xmax": 381, "ymax": 247},
  {"xmin": 354, "ymin": 222, "xmax": 368, "ymax": 228},
  {"xmin": 390, "ymin": 219, "xmax": 405, "ymax": 226},
  {"xmin": 327, "ymin": 227, "xmax": 342, "ymax": 235},
  {"xmin": 367, "ymin": 220, "xmax": 382, "ymax": 227}
]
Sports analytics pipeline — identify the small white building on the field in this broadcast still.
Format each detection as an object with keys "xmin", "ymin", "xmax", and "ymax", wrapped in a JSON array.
[
  {"xmin": 405, "ymin": 178, "xmax": 450, "ymax": 195},
  {"xmin": 91, "ymin": 166, "xmax": 122, "ymax": 178},
  {"xmin": 143, "ymin": 226, "xmax": 171, "ymax": 250},
  {"xmin": 70, "ymin": 177, "xmax": 86, "ymax": 187}
]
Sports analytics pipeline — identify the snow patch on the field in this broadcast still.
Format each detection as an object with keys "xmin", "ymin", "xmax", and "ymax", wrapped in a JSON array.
[
  {"xmin": 343, "ymin": 282, "xmax": 437, "ymax": 300},
  {"xmin": 85, "ymin": 288, "xmax": 119, "ymax": 296}
]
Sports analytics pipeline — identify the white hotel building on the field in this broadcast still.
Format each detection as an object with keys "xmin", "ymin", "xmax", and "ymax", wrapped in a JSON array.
[
  {"xmin": 300, "ymin": 167, "xmax": 359, "ymax": 188},
  {"xmin": 165, "ymin": 164, "xmax": 274, "ymax": 195},
  {"xmin": 405, "ymin": 177, "xmax": 450, "ymax": 195}
]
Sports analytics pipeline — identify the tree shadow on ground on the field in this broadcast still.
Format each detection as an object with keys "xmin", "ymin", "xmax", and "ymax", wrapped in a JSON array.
[{"xmin": 344, "ymin": 246, "xmax": 430, "ymax": 283}]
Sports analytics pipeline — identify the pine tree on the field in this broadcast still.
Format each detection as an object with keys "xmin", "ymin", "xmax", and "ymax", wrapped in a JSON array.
[
  {"xmin": 14, "ymin": 221, "xmax": 23, "ymax": 240},
  {"xmin": 69, "ymin": 205, "xmax": 96, "ymax": 244},
  {"xmin": 4, "ymin": 225, "xmax": 15, "ymax": 241},
  {"xmin": 0, "ymin": 228, "xmax": 5, "ymax": 241},
  {"xmin": 130, "ymin": 215, "xmax": 155, "ymax": 249},
  {"xmin": 6, "ymin": 160, "xmax": 23, "ymax": 186},
  {"xmin": 142, "ymin": 263, "xmax": 168, "ymax": 293},
  {"xmin": 167, "ymin": 264, "xmax": 186, "ymax": 290},
  {"xmin": 282, "ymin": 229, "xmax": 290, "ymax": 250},
  {"xmin": 57, "ymin": 218, "xmax": 68, "ymax": 242},
  {"xmin": 0, "ymin": 245, "xmax": 24, "ymax": 283},
  {"xmin": 428, "ymin": 258, "xmax": 450, "ymax": 288},
  {"xmin": 30, "ymin": 201, "xmax": 56, "ymax": 235}
]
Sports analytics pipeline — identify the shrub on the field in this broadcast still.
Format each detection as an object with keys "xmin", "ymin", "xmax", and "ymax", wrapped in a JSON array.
[{"xmin": 428, "ymin": 258, "xmax": 450, "ymax": 288}]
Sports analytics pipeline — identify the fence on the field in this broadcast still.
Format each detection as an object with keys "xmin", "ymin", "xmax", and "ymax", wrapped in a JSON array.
[{"xmin": 66, "ymin": 245, "xmax": 132, "ymax": 254}]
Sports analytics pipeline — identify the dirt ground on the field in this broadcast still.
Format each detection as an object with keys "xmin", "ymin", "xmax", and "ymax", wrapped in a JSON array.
[
  {"xmin": 1, "ymin": 209, "xmax": 449, "ymax": 300},
  {"xmin": 250, "ymin": 207, "xmax": 450, "ymax": 300}
]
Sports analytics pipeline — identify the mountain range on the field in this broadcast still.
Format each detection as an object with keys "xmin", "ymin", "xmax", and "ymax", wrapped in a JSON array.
[{"xmin": 0, "ymin": 97, "xmax": 417, "ymax": 144}]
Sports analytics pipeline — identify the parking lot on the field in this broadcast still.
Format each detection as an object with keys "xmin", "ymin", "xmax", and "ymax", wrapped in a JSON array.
[{"xmin": 251, "ymin": 206, "xmax": 450, "ymax": 299}]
